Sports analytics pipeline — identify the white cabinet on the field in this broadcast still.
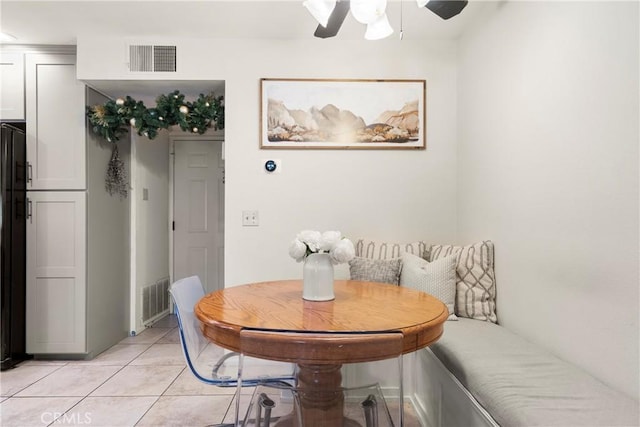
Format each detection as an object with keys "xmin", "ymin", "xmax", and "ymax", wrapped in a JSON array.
[
  {"xmin": 26, "ymin": 191, "xmax": 86, "ymax": 354},
  {"xmin": 24, "ymin": 53, "xmax": 87, "ymax": 354},
  {"xmin": 0, "ymin": 52, "xmax": 25, "ymax": 120},
  {"xmin": 25, "ymin": 54, "xmax": 85, "ymax": 190},
  {"xmin": 22, "ymin": 53, "xmax": 129, "ymax": 358}
]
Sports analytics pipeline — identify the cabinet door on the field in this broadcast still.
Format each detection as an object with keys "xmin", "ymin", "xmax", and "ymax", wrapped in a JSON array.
[
  {"xmin": 0, "ymin": 52, "xmax": 25, "ymax": 120},
  {"xmin": 26, "ymin": 191, "xmax": 86, "ymax": 354},
  {"xmin": 26, "ymin": 54, "xmax": 85, "ymax": 190}
]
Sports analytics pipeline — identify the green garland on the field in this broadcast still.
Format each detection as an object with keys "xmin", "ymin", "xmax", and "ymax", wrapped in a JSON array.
[{"xmin": 86, "ymin": 90, "xmax": 224, "ymax": 142}]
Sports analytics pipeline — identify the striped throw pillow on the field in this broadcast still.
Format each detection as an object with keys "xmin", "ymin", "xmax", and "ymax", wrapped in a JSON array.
[
  {"xmin": 355, "ymin": 239, "xmax": 429, "ymax": 260},
  {"xmin": 429, "ymin": 241, "xmax": 497, "ymax": 323}
]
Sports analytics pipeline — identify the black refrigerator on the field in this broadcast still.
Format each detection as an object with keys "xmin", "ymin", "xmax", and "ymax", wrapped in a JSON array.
[{"xmin": 1, "ymin": 122, "xmax": 29, "ymax": 370}]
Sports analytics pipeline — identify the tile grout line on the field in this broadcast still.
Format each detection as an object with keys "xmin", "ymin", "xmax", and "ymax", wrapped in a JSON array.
[
  {"xmin": 2, "ymin": 317, "xmax": 251, "ymax": 427},
  {"xmin": 47, "ymin": 363, "xmax": 130, "ymax": 427},
  {"xmin": 39, "ymin": 337, "xmax": 166, "ymax": 426},
  {"xmin": 48, "ymin": 328, "xmax": 180, "ymax": 427},
  {"xmin": 102, "ymin": 331, "xmax": 183, "ymax": 427},
  {"xmin": 133, "ymin": 362, "xmax": 187, "ymax": 427},
  {"xmin": 160, "ymin": 366, "xmax": 188, "ymax": 397},
  {"xmin": 1, "ymin": 362, "xmax": 68, "ymax": 398},
  {"xmin": 132, "ymin": 395, "xmax": 163, "ymax": 427}
]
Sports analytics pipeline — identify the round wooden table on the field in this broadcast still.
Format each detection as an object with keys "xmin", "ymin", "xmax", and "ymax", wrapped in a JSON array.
[{"xmin": 196, "ymin": 279, "xmax": 448, "ymax": 426}]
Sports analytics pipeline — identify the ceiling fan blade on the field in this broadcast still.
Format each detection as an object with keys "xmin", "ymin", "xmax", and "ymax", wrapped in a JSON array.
[
  {"xmin": 314, "ymin": 0, "xmax": 350, "ymax": 39},
  {"xmin": 425, "ymin": 0, "xmax": 468, "ymax": 20}
]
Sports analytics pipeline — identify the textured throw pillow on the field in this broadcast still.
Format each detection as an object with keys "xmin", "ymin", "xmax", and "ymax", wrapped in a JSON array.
[
  {"xmin": 400, "ymin": 253, "xmax": 458, "ymax": 320},
  {"xmin": 355, "ymin": 239, "xmax": 429, "ymax": 260},
  {"xmin": 428, "ymin": 241, "xmax": 497, "ymax": 323},
  {"xmin": 349, "ymin": 257, "xmax": 402, "ymax": 285}
]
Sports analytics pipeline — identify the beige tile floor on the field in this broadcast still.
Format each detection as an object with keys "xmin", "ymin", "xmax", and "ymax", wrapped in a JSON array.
[{"xmin": 0, "ymin": 315, "xmax": 421, "ymax": 427}]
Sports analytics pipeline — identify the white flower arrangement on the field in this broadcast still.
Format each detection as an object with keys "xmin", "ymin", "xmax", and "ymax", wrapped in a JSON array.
[{"xmin": 289, "ymin": 230, "xmax": 356, "ymax": 265}]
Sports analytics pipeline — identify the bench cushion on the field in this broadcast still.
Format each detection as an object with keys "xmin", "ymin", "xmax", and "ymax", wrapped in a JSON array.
[{"xmin": 430, "ymin": 319, "xmax": 639, "ymax": 426}]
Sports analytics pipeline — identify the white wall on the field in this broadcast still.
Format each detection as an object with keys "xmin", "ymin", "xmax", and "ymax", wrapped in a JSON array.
[
  {"xmin": 78, "ymin": 37, "xmax": 460, "ymax": 286},
  {"xmin": 222, "ymin": 40, "xmax": 458, "ymax": 285},
  {"xmin": 85, "ymin": 87, "xmax": 131, "ymax": 354},
  {"xmin": 456, "ymin": 1, "xmax": 639, "ymax": 399},
  {"xmin": 131, "ymin": 131, "xmax": 170, "ymax": 332}
]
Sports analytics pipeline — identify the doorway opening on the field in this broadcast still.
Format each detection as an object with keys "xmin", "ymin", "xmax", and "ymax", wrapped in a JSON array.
[{"xmin": 83, "ymin": 79, "xmax": 225, "ymax": 335}]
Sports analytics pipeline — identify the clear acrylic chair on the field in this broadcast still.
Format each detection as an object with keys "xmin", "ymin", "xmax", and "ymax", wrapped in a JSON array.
[
  {"xmin": 241, "ymin": 380, "xmax": 395, "ymax": 427},
  {"xmin": 240, "ymin": 329, "xmax": 404, "ymax": 427},
  {"xmin": 169, "ymin": 276, "xmax": 296, "ymax": 427},
  {"xmin": 241, "ymin": 382, "xmax": 303, "ymax": 427}
]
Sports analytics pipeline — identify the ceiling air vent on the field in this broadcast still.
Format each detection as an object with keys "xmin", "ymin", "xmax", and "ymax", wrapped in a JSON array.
[{"xmin": 129, "ymin": 45, "xmax": 176, "ymax": 72}]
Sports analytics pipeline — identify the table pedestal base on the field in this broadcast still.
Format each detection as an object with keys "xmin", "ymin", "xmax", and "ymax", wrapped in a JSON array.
[
  {"xmin": 275, "ymin": 363, "xmax": 360, "ymax": 427},
  {"xmin": 298, "ymin": 363, "xmax": 344, "ymax": 427}
]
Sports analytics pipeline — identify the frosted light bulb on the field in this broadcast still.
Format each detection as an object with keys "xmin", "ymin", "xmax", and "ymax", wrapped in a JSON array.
[
  {"xmin": 351, "ymin": 0, "xmax": 387, "ymax": 24},
  {"xmin": 365, "ymin": 13, "xmax": 394, "ymax": 40}
]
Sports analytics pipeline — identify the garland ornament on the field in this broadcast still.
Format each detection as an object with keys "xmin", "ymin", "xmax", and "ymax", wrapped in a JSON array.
[
  {"xmin": 105, "ymin": 144, "xmax": 128, "ymax": 199},
  {"xmin": 86, "ymin": 90, "xmax": 224, "ymax": 142}
]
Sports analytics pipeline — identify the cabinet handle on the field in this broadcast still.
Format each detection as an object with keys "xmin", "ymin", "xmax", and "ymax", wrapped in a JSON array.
[
  {"xmin": 27, "ymin": 198, "xmax": 32, "ymax": 223},
  {"xmin": 27, "ymin": 161, "xmax": 32, "ymax": 185}
]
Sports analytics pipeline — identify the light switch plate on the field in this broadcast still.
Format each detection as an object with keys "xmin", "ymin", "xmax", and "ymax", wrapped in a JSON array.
[{"xmin": 242, "ymin": 210, "xmax": 259, "ymax": 226}]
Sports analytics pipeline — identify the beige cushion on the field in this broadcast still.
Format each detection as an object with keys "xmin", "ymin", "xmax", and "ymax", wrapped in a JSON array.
[
  {"xmin": 400, "ymin": 253, "xmax": 458, "ymax": 320},
  {"xmin": 430, "ymin": 319, "xmax": 640, "ymax": 426},
  {"xmin": 349, "ymin": 257, "xmax": 402, "ymax": 285},
  {"xmin": 355, "ymin": 238, "xmax": 428, "ymax": 260},
  {"xmin": 428, "ymin": 241, "xmax": 497, "ymax": 322}
]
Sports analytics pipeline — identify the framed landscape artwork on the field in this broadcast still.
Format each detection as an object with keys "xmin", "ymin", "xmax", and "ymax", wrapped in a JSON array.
[{"xmin": 260, "ymin": 78, "xmax": 426, "ymax": 149}]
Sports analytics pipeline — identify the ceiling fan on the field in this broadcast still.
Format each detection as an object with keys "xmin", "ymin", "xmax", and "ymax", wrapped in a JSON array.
[{"xmin": 304, "ymin": 0, "xmax": 469, "ymax": 40}]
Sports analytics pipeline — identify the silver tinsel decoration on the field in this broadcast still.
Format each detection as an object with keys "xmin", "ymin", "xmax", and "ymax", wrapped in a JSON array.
[{"xmin": 105, "ymin": 144, "xmax": 128, "ymax": 199}]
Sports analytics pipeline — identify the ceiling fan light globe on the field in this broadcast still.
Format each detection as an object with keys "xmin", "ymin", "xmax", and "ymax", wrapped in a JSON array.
[
  {"xmin": 365, "ymin": 13, "xmax": 394, "ymax": 40},
  {"xmin": 303, "ymin": 0, "xmax": 337, "ymax": 28},
  {"xmin": 351, "ymin": 0, "xmax": 388, "ymax": 25}
]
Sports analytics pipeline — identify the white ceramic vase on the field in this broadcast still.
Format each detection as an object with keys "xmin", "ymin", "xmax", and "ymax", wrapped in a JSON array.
[{"xmin": 302, "ymin": 253, "xmax": 335, "ymax": 301}]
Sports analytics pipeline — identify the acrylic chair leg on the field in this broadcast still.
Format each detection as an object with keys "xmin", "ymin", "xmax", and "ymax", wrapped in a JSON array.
[
  {"xmin": 234, "ymin": 353, "xmax": 245, "ymax": 427},
  {"xmin": 256, "ymin": 393, "xmax": 276, "ymax": 427},
  {"xmin": 362, "ymin": 394, "xmax": 379, "ymax": 427},
  {"xmin": 398, "ymin": 354, "xmax": 404, "ymax": 427}
]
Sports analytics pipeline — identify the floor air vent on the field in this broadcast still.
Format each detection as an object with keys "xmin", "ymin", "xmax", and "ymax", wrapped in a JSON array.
[
  {"xmin": 142, "ymin": 277, "xmax": 170, "ymax": 324},
  {"xmin": 129, "ymin": 45, "xmax": 176, "ymax": 72}
]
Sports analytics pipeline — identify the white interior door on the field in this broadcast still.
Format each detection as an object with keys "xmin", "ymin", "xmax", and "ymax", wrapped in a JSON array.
[{"xmin": 173, "ymin": 138, "xmax": 224, "ymax": 294}]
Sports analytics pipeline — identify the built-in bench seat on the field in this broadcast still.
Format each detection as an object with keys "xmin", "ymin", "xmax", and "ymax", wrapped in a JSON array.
[
  {"xmin": 349, "ymin": 238, "xmax": 639, "ymax": 426},
  {"xmin": 419, "ymin": 318, "xmax": 639, "ymax": 426}
]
